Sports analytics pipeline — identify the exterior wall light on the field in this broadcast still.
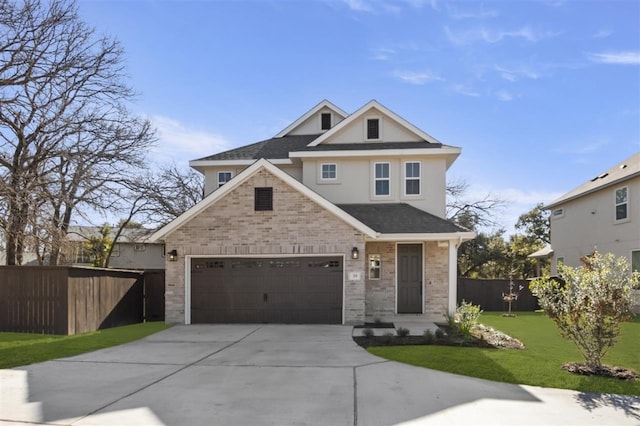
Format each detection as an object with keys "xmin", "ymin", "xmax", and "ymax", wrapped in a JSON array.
[
  {"xmin": 351, "ymin": 247, "xmax": 359, "ymax": 260},
  {"xmin": 168, "ymin": 249, "xmax": 178, "ymax": 261}
]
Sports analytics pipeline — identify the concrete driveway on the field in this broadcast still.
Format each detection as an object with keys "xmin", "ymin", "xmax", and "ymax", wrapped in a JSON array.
[{"xmin": 1, "ymin": 324, "xmax": 638, "ymax": 426}]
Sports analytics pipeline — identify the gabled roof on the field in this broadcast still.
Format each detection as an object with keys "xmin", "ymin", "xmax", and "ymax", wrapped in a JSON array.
[
  {"xmin": 546, "ymin": 152, "xmax": 640, "ymax": 209},
  {"xmin": 150, "ymin": 158, "xmax": 378, "ymax": 241},
  {"xmin": 337, "ymin": 203, "xmax": 474, "ymax": 241},
  {"xmin": 191, "ymin": 134, "xmax": 318, "ymax": 163},
  {"xmin": 275, "ymin": 99, "xmax": 348, "ymax": 138},
  {"xmin": 307, "ymin": 99, "xmax": 443, "ymax": 147}
]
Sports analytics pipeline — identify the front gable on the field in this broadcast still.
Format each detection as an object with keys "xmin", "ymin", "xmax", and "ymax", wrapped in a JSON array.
[{"xmin": 275, "ymin": 99, "xmax": 348, "ymax": 137}]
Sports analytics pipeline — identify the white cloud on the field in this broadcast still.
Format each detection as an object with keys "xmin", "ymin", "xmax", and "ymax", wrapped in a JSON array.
[
  {"xmin": 445, "ymin": 25, "xmax": 560, "ymax": 46},
  {"xmin": 370, "ymin": 47, "xmax": 396, "ymax": 61},
  {"xmin": 592, "ymin": 29, "xmax": 613, "ymax": 39},
  {"xmin": 447, "ymin": 5, "xmax": 499, "ymax": 20},
  {"xmin": 452, "ymin": 83, "xmax": 480, "ymax": 97},
  {"xmin": 343, "ymin": 0, "xmax": 373, "ymax": 12},
  {"xmin": 494, "ymin": 65, "xmax": 541, "ymax": 81},
  {"xmin": 393, "ymin": 70, "xmax": 443, "ymax": 85},
  {"xmin": 495, "ymin": 90, "xmax": 515, "ymax": 101},
  {"xmin": 149, "ymin": 115, "xmax": 231, "ymax": 165},
  {"xmin": 587, "ymin": 51, "xmax": 640, "ymax": 65}
]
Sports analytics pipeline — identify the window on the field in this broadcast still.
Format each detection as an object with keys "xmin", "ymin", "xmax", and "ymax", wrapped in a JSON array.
[
  {"xmin": 111, "ymin": 244, "xmax": 120, "ymax": 257},
  {"xmin": 255, "ymin": 187, "xmax": 273, "ymax": 211},
  {"xmin": 321, "ymin": 113, "xmax": 331, "ymax": 130},
  {"xmin": 404, "ymin": 162, "xmax": 420, "ymax": 195},
  {"xmin": 552, "ymin": 208, "xmax": 564, "ymax": 218},
  {"xmin": 134, "ymin": 243, "xmax": 146, "ymax": 252},
  {"xmin": 218, "ymin": 171, "xmax": 232, "ymax": 188},
  {"xmin": 367, "ymin": 118, "xmax": 379, "ymax": 140},
  {"xmin": 321, "ymin": 163, "xmax": 337, "ymax": 180},
  {"xmin": 615, "ymin": 187, "xmax": 628, "ymax": 221},
  {"xmin": 369, "ymin": 254, "xmax": 381, "ymax": 280},
  {"xmin": 632, "ymin": 250, "xmax": 640, "ymax": 273},
  {"xmin": 374, "ymin": 162, "xmax": 390, "ymax": 196}
]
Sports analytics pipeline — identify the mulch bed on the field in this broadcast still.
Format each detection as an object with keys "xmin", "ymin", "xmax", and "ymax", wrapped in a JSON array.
[
  {"xmin": 562, "ymin": 363, "xmax": 639, "ymax": 381},
  {"xmin": 353, "ymin": 323, "xmax": 525, "ymax": 350}
]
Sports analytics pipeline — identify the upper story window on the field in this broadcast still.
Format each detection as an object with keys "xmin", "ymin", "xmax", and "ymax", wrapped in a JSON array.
[
  {"xmin": 255, "ymin": 187, "xmax": 273, "ymax": 211},
  {"xmin": 321, "ymin": 113, "xmax": 332, "ymax": 131},
  {"xmin": 552, "ymin": 208, "xmax": 564, "ymax": 218},
  {"xmin": 321, "ymin": 163, "xmax": 337, "ymax": 180},
  {"xmin": 367, "ymin": 118, "xmax": 380, "ymax": 140},
  {"xmin": 404, "ymin": 162, "xmax": 421, "ymax": 195},
  {"xmin": 374, "ymin": 162, "xmax": 390, "ymax": 196},
  {"xmin": 615, "ymin": 186, "xmax": 628, "ymax": 221},
  {"xmin": 218, "ymin": 171, "xmax": 232, "ymax": 188},
  {"xmin": 134, "ymin": 243, "xmax": 146, "ymax": 252}
]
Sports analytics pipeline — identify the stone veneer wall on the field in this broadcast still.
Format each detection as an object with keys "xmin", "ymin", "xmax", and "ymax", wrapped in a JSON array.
[
  {"xmin": 364, "ymin": 241, "xmax": 450, "ymax": 319},
  {"xmin": 163, "ymin": 169, "xmax": 366, "ymax": 324}
]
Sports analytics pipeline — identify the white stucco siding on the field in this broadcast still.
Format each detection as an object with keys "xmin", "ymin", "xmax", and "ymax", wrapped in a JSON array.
[
  {"xmin": 301, "ymin": 156, "xmax": 447, "ymax": 217},
  {"xmin": 550, "ymin": 175, "xmax": 639, "ymax": 274},
  {"xmin": 288, "ymin": 106, "xmax": 345, "ymax": 135},
  {"xmin": 325, "ymin": 110, "xmax": 423, "ymax": 144}
]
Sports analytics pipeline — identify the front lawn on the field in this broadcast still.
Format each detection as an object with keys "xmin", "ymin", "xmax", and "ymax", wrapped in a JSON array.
[
  {"xmin": 368, "ymin": 312, "xmax": 640, "ymax": 395},
  {"xmin": 0, "ymin": 322, "xmax": 171, "ymax": 369}
]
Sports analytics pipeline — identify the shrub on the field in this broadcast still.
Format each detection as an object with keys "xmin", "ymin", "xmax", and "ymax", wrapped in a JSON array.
[
  {"xmin": 445, "ymin": 300, "xmax": 483, "ymax": 337},
  {"xmin": 530, "ymin": 251, "xmax": 640, "ymax": 369},
  {"xmin": 423, "ymin": 329, "xmax": 435, "ymax": 344},
  {"xmin": 435, "ymin": 328, "xmax": 445, "ymax": 339},
  {"xmin": 396, "ymin": 327, "xmax": 410, "ymax": 337},
  {"xmin": 381, "ymin": 331, "xmax": 394, "ymax": 344},
  {"xmin": 362, "ymin": 328, "xmax": 374, "ymax": 338}
]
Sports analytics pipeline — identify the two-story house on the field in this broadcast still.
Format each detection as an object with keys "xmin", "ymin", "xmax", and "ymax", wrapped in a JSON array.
[{"xmin": 151, "ymin": 100, "xmax": 475, "ymax": 325}]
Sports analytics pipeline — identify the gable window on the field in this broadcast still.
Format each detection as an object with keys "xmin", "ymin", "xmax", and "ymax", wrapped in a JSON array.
[
  {"xmin": 367, "ymin": 118, "xmax": 379, "ymax": 140},
  {"xmin": 255, "ymin": 187, "xmax": 273, "ymax": 211},
  {"xmin": 218, "ymin": 171, "xmax": 232, "ymax": 188},
  {"xmin": 374, "ymin": 162, "xmax": 390, "ymax": 196},
  {"xmin": 404, "ymin": 162, "xmax": 421, "ymax": 195},
  {"xmin": 321, "ymin": 163, "xmax": 337, "ymax": 180},
  {"xmin": 615, "ymin": 187, "xmax": 628, "ymax": 221},
  {"xmin": 321, "ymin": 113, "xmax": 332, "ymax": 131}
]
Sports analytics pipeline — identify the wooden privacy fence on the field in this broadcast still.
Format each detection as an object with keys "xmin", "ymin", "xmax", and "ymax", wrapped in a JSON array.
[
  {"xmin": 457, "ymin": 278, "xmax": 539, "ymax": 311},
  {"xmin": 0, "ymin": 266, "xmax": 165, "ymax": 335}
]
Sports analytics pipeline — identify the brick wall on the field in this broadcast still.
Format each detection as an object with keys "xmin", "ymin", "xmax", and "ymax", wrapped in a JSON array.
[
  {"xmin": 424, "ymin": 241, "xmax": 449, "ymax": 316},
  {"xmin": 164, "ymin": 169, "xmax": 366, "ymax": 324}
]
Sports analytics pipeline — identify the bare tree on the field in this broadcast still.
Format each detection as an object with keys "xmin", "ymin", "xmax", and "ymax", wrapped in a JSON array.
[
  {"xmin": 0, "ymin": 0, "xmax": 155, "ymax": 264},
  {"xmin": 446, "ymin": 178, "xmax": 505, "ymax": 230}
]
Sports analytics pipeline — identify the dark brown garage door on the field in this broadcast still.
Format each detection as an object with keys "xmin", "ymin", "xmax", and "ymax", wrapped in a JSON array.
[{"xmin": 191, "ymin": 257, "xmax": 343, "ymax": 324}]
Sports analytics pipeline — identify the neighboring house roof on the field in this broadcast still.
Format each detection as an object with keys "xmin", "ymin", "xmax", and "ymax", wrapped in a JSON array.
[
  {"xmin": 337, "ymin": 203, "xmax": 470, "ymax": 235},
  {"xmin": 66, "ymin": 226, "xmax": 158, "ymax": 244},
  {"xmin": 545, "ymin": 152, "xmax": 640, "ymax": 209},
  {"xmin": 528, "ymin": 244, "xmax": 554, "ymax": 259}
]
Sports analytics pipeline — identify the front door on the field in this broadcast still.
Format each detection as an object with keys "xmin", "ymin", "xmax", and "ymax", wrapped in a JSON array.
[{"xmin": 397, "ymin": 244, "xmax": 423, "ymax": 313}]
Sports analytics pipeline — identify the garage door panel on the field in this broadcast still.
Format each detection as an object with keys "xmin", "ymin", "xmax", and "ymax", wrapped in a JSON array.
[{"xmin": 190, "ymin": 256, "xmax": 343, "ymax": 324}]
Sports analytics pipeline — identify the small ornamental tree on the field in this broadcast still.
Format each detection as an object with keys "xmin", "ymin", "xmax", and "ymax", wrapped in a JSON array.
[{"xmin": 530, "ymin": 252, "xmax": 640, "ymax": 370}]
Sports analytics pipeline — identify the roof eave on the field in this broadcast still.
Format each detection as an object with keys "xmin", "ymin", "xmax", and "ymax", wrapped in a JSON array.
[
  {"xmin": 368, "ymin": 231, "xmax": 476, "ymax": 242},
  {"xmin": 544, "ymin": 172, "xmax": 640, "ymax": 209}
]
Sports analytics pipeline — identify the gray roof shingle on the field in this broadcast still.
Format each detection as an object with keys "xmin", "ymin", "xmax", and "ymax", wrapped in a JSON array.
[
  {"xmin": 336, "ymin": 203, "xmax": 469, "ymax": 234},
  {"xmin": 193, "ymin": 135, "xmax": 442, "ymax": 161}
]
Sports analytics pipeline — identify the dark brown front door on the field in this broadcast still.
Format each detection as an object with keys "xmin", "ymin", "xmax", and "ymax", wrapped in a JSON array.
[
  {"xmin": 397, "ymin": 244, "xmax": 423, "ymax": 313},
  {"xmin": 190, "ymin": 257, "xmax": 343, "ymax": 324}
]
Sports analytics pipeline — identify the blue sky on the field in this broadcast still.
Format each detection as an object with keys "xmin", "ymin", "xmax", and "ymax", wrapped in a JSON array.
[{"xmin": 77, "ymin": 0, "xmax": 640, "ymax": 234}]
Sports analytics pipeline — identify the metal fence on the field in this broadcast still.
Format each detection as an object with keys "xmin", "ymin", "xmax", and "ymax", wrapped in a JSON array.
[
  {"xmin": 0, "ymin": 266, "xmax": 164, "ymax": 334},
  {"xmin": 457, "ymin": 277, "xmax": 539, "ymax": 312}
]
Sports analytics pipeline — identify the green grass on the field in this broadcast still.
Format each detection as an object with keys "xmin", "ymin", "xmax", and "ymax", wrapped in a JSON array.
[
  {"xmin": 0, "ymin": 322, "xmax": 171, "ymax": 369},
  {"xmin": 369, "ymin": 312, "xmax": 640, "ymax": 395}
]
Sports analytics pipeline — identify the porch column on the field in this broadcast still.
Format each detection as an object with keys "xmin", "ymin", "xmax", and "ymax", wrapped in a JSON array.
[{"xmin": 448, "ymin": 239, "xmax": 459, "ymax": 316}]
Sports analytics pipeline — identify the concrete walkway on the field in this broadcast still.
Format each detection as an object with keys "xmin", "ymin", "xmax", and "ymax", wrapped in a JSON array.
[{"xmin": 1, "ymin": 324, "xmax": 638, "ymax": 426}]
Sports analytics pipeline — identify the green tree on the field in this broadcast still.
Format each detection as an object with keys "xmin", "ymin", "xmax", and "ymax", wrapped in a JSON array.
[
  {"xmin": 515, "ymin": 202, "xmax": 550, "ymax": 245},
  {"xmin": 84, "ymin": 224, "xmax": 112, "ymax": 268},
  {"xmin": 530, "ymin": 252, "xmax": 640, "ymax": 370}
]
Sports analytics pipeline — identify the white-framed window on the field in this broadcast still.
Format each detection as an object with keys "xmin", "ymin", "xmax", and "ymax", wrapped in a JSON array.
[
  {"xmin": 374, "ymin": 162, "xmax": 390, "ymax": 196},
  {"xmin": 615, "ymin": 186, "xmax": 628, "ymax": 221},
  {"xmin": 366, "ymin": 118, "xmax": 380, "ymax": 140},
  {"xmin": 632, "ymin": 250, "xmax": 640, "ymax": 273},
  {"xmin": 218, "ymin": 171, "xmax": 233, "ymax": 188},
  {"xmin": 404, "ymin": 161, "xmax": 421, "ymax": 195},
  {"xmin": 321, "ymin": 163, "xmax": 337, "ymax": 180},
  {"xmin": 320, "ymin": 112, "xmax": 332, "ymax": 131},
  {"xmin": 134, "ymin": 243, "xmax": 146, "ymax": 252},
  {"xmin": 369, "ymin": 254, "xmax": 381, "ymax": 280},
  {"xmin": 111, "ymin": 244, "xmax": 120, "ymax": 257},
  {"xmin": 552, "ymin": 208, "xmax": 564, "ymax": 218}
]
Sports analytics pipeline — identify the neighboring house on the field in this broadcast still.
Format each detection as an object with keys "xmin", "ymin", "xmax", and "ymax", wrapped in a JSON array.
[
  {"xmin": 64, "ymin": 226, "xmax": 166, "ymax": 270},
  {"xmin": 545, "ymin": 153, "xmax": 639, "ymax": 310},
  {"xmin": 151, "ymin": 100, "xmax": 475, "ymax": 325}
]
